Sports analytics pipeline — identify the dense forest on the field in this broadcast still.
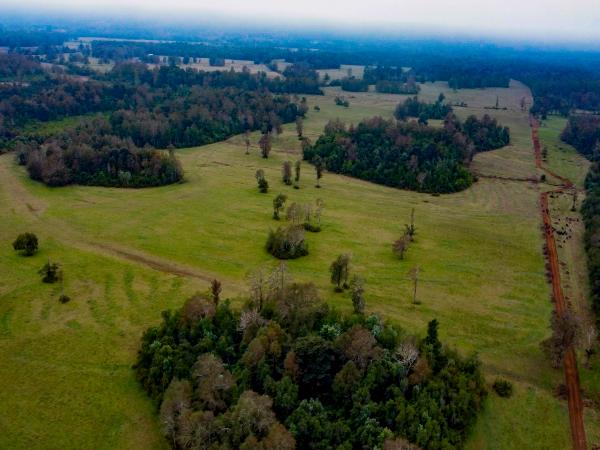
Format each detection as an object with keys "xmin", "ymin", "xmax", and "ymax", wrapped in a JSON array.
[
  {"xmin": 135, "ymin": 276, "xmax": 486, "ymax": 450},
  {"xmin": 4, "ymin": 25, "xmax": 600, "ymax": 117},
  {"xmin": 563, "ymin": 115, "xmax": 600, "ymax": 322},
  {"xmin": 304, "ymin": 113, "xmax": 509, "ymax": 194},
  {"xmin": 0, "ymin": 57, "xmax": 307, "ymax": 187},
  {"xmin": 561, "ymin": 115, "xmax": 600, "ymax": 158}
]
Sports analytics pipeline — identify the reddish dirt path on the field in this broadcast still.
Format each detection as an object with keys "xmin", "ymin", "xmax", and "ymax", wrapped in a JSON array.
[{"xmin": 532, "ymin": 117, "xmax": 587, "ymax": 450}]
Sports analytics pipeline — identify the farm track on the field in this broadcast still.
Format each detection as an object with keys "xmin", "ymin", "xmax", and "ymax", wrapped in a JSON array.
[
  {"xmin": 531, "ymin": 117, "xmax": 587, "ymax": 450},
  {"xmin": 0, "ymin": 155, "xmax": 217, "ymax": 285}
]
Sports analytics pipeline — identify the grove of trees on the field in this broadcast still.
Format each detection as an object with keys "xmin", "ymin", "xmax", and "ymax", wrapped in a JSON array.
[
  {"xmin": 304, "ymin": 111, "xmax": 509, "ymax": 194},
  {"xmin": 135, "ymin": 274, "xmax": 487, "ymax": 450}
]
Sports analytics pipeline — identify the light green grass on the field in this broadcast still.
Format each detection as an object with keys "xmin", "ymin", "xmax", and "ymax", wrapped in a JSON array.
[
  {"xmin": 0, "ymin": 82, "xmax": 596, "ymax": 449},
  {"xmin": 538, "ymin": 116, "xmax": 590, "ymax": 188}
]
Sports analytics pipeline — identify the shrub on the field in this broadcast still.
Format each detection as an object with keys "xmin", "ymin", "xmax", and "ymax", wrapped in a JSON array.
[
  {"xmin": 303, "ymin": 222, "xmax": 321, "ymax": 233},
  {"xmin": 12, "ymin": 232, "xmax": 38, "ymax": 256},
  {"xmin": 492, "ymin": 378, "xmax": 513, "ymax": 398},
  {"xmin": 266, "ymin": 225, "xmax": 309, "ymax": 259},
  {"xmin": 59, "ymin": 294, "xmax": 71, "ymax": 304},
  {"xmin": 38, "ymin": 260, "xmax": 61, "ymax": 283},
  {"xmin": 256, "ymin": 169, "xmax": 269, "ymax": 193}
]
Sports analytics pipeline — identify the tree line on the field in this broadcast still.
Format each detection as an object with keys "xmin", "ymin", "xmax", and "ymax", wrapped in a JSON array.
[{"xmin": 564, "ymin": 115, "xmax": 600, "ymax": 323}]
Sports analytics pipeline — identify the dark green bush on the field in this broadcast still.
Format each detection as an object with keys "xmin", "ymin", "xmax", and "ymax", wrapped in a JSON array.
[
  {"xmin": 492, "ymin": 378, "xmax": 513, "ymax": 397},
  {"xmin": 12, "ymin": 232, "xmax": 38, "ymax": 256},
  {"xmin": 38, "ymin": 261, "xmax": 60, "ymax": 283},
  {"xmin": 303, "ymin": 222, "xmax": 321, "ymax": 233}
]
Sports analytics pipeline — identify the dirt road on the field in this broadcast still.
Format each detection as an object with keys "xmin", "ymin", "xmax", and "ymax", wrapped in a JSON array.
[{"xmin": 532, "ymin": 117, "xmax": 587, "ymax": 450}]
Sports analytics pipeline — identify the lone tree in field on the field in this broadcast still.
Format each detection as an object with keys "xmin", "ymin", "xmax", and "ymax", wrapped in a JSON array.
[
  {"xmin": 12, "ymin": 232, "xmax": 38, "ymax": 256},
  {"xmin": 330, "ymin": 254, "xmax": 351, "ymax": 292},
  {"xmin": 408, "ymin": 266, "xmax": 420, "ymax": 305},
  {"xmin": 350, "ymin": 275, "xmax": 365, "ymax": 314},
  {"xmin": 259, "ymin": 132, "xmax": 272, "ymax": 159},
  {"xmin": 211, "ymin": 279, "xmax": 222, "ymax": 305},
  {"xmin": 255, "ymin": 169, "xmax": 269, "ymax": 193},
  {"xmin": 404, "ymin": 208, "xmax": 416, "ymax": 241},
  {"xmin": 315, "ymin": 198, "xmax": 325, "ymax": 226},
  {"xmin": 282, "ymin": 161, "xmax": 293, "ymax": 185},
  {"xmin": 294, "ymin": 160, "xmax": 301, "ymax": 186},
  {"xmin": 273, "ymin": 193, "xmax": 287, "ymax": 220},
  {"xmin": 313, "ymin": 155, "xmax": 324, "ymax": 188},
  {"xmin": 38, "ymin": 260, "xmax": 61, "ymax": 283},
  {"xmin": 542, "ymin": 145, "xmax": 548, "ymax": 161},
  {"xmin": 244, "ymin": 130, "xmax": 251, "ymax": 155},
  {"xmin": 583, "ymin": 322, "xmax": 597, "ymax": 368},
  {"xmin": 393, "ymin": 234, "xmax": 410, "ymax": 259},
  {"xmin": 295, "ymin": 116, "xmax": 304, "ymax": 139}
]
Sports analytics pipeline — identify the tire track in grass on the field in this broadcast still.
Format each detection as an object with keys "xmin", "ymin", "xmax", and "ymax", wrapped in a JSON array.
[{"xmin": 531, "ymin": 116, "xmax": 587, "ymax": 450}]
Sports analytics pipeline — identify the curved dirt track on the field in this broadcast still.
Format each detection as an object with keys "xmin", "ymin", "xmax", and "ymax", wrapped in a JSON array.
[{"xmin": 531, "ymin": 117, "xmax": 587, "ymax": 450}]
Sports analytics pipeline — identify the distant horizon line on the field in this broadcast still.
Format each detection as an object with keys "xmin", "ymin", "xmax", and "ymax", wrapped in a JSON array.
[{"xmin": 2, "ymin": 6, "xmax": 600, "ymax": 52}]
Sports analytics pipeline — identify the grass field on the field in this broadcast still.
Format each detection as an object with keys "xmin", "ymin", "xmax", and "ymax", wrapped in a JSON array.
[{"xmin": 0, "ymin": 82, "xmax": 598, "ymax": 449}]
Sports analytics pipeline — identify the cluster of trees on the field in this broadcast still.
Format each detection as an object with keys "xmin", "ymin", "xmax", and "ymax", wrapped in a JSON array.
[
  {"xmin": 19, "ymin": 119, "xmax": 184, "ymax": 187},
  {"xmin": 266, "ymin": 225, "xmax": 309, "ymax": 259},
  {"xmin": 266, "ymin": 198, "xmax": 324, "ymax": 259},
  {"xmin": 273, "ymin": 196, "xmax": 324, "ymax": 229},
  {"xmin": 304, "ymin": 114, "xmax": 509, "ymax": 194},
  {"xmin": 108, "ymin": 87, "xmax": 301, "ymax": 149},
  {"xmin": 363, "ymin": 66, "xmax": 420, "ymax": 94},
  {"xmin": 304, "ymin": 117, "xmax": 473, "ymax": 193},
  {"xmin": 394, "ymin": 95, "xmax": 453, "ymax": 121},
  {"xmin": 462, "ymin": 114, "xmax": 511, "ymax": 152},
  {"xmin": 135, "ymin": 273, "xmax": 486, "ymax": 450},
  {"xmin": 375, "ymin": 80, "xmax": 420, "ymax": 95},
  {"xmin": 107, "ymin": 61, "xmax": 322, "ymax": 95},
  {"xmin": 340, "ymin": 76, "xmax": 369, "ymax": 92}
]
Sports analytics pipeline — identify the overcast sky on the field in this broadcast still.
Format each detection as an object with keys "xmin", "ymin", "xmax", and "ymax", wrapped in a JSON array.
[{"xmin": 3, "ymin": 0, "xmax": 600, "ymax": 43}]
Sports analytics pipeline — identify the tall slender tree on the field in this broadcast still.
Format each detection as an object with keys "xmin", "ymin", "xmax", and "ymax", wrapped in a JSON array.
[
  {"xmin": 296, "ymin": 116, "xmax": 304, "ymax": 140},
  {"xmin": 313, "ymin": 155, "xmax": 324, "ymax": 188},
  {"xmin": 282, "ymin": 161, "xmax": 293, "ymax": 185},
  {"xmin": 244, "ymin": 129, "xmax": 251, "ymax": 155},
  {"xmin": 260, "ymin": 132, "xmax": 272, "ymax": 159}
]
